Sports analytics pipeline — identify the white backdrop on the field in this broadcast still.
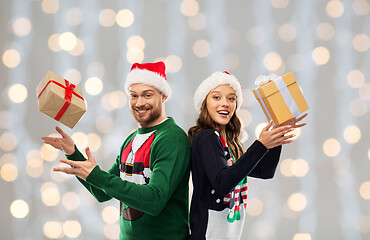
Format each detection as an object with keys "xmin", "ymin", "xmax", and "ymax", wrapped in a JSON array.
[{"xmin": 0, "ymin": 0, "xmax": 369, "ymax": 239}]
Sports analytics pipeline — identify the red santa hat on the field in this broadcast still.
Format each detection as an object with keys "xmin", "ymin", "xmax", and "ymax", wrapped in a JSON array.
[
  {"xmin": 194, "ymin": 71, "xmax": 243, "ymax": 112},
  {"xmin": 125, "ymin": 61, "xmax": 172, "ymax": 99}
]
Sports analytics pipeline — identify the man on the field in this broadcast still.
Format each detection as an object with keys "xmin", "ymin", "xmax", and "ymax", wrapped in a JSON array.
[{"xmin": 41, "ymin": 61, "xmax": 191, "ymax": 239}]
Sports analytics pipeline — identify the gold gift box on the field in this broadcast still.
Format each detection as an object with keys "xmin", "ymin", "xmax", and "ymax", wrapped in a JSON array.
[
  {"xmin": 37, "ymin": 71, "xmax": 86, "ymax": 129},
  {"xmin": 252, "ymin": 72, "xmax": 308, "ymax": 125}
]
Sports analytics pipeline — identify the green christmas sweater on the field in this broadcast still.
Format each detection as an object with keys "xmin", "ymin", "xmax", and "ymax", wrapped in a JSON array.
[{"xmin": 66, "ymin": 117, "xmax": 191, "ymax": 240}]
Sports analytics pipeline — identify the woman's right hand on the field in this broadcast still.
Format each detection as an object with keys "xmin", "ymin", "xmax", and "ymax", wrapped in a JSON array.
[
  {"xmin": 258, "ymin": 121, "xmax": 295, "ymax": 149},
  {"xmin": 41, "ymin": 126, "xmax": 75, "ymax": 155}
]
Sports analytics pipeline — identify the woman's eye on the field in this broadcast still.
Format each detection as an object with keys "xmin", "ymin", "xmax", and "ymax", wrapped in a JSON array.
[
  {"xmin": 145, "ymin": 94, "xmax": 151, "ymax": 98},
  {"xmin": 213, "ymin": 96, "xmax": 220, "ymax": 100},
  {"xmin": 229, "ymin": 97, "xmax": 235, "ymax": 101}
]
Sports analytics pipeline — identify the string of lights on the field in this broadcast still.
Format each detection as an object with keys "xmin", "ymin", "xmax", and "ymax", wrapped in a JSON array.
[{"xmin": 0, "ymin": 0, "xmax": 369, "ymax": 239}]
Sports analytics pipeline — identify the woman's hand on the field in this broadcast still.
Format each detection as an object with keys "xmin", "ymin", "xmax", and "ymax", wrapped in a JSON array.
[
  {"xmin": 273, "ymin": 113, "xmax": 308, "ymax": 129},
  {"xmin": 258, "ymin": 121, "xmax": 295, "ymax": 149},
  {"xmin": 41, "ymin": 126, "xmax": 75, "ymax": 155}
]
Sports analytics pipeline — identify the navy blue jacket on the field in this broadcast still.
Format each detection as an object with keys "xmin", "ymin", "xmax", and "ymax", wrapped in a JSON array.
[{"xmin": 189, "ymin": 129, "xmax": 282, "ymax": 239}]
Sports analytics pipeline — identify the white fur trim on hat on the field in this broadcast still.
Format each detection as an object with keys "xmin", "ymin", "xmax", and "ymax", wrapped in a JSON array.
[
  {"xmin": 194, "ymin": 71, "xmax": 243, "ymax": 112},
  {"xmin": 125, "ymin": 69, "xmax": 172, "ymax": 99}
]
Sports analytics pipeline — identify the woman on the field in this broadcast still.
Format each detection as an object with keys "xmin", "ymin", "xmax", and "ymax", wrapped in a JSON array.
[{"xmin": 188, "ymin": 71, "xmax": 307, "ymax": 240}]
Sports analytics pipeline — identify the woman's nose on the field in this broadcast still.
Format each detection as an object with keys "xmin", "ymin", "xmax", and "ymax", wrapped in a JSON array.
[{"xmin": 220, "ymin": 97, "xmax": 229, "ymax": 107}]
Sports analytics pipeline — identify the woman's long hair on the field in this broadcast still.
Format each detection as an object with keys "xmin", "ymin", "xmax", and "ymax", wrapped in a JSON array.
[{"xmin": 188, "ymin": 100, "xmax": 245, "ymax": 160}]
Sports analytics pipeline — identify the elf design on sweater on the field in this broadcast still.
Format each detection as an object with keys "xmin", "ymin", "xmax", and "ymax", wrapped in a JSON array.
[{"xmin": 218, "ymin": 133, "xmax": 248, "ymax": 223}]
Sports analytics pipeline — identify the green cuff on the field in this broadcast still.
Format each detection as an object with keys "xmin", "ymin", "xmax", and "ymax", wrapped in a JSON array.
[
  {"xmin": 85, "ymin": 165, "xmax": 104, "ymax": 188},
  {"xmin": 65, "ymin": 145, "xmax": 86, "ymax": 161}
]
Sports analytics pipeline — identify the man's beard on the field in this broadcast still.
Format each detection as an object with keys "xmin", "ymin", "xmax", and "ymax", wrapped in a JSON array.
[{"xmin": 131, "ymin": 102, "xmax": 162, "ymax": 127}]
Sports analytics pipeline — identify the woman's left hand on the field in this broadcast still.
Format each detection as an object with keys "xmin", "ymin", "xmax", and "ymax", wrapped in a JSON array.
[{"xmin": 274, "ymin": 113, "xmax": 308, "ymax": 129}]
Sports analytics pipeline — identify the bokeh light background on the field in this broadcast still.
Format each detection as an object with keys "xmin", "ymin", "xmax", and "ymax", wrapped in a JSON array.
[{"xmin": 1, "ymin": 0, "xmax": 369, "ymax": 239}]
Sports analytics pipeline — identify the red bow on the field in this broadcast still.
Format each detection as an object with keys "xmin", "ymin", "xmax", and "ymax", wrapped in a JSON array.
[
  {"xmin": 63, "ymin": 80, "xmax": 76, "ymax": 102},
  {"xmin": 38, "ymin": 79, "xmax": 84, "ymax": 121}
]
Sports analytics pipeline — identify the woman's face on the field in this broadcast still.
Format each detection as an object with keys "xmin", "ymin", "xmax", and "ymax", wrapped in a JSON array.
[{"xmin": 206, "ymin": 84, "xmax": 237, "ymax": 127}]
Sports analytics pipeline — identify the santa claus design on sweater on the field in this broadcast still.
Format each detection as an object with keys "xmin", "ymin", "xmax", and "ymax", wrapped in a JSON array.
[{"xmin": 119, "ymin": 130, "xmax": 156, "ymax": 220}]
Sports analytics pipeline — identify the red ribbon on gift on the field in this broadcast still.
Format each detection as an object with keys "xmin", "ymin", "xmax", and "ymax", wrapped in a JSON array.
[{"xmin": 38, "ymin": 79, "xmax": 84, "ymax": 121}]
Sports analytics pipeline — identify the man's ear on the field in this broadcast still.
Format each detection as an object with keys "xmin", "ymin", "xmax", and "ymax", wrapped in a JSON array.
[{"xmin": 162, "ymin": 95, "xmax": 168, "ymax": 102}]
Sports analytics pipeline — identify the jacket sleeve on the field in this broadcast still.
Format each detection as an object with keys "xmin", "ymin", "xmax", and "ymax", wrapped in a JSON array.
[
  {"xmin": 248, "ymin": 145, "xmax": 282, "ymax": 179},
  {"xmin": 66, "ymin": 146, "xmax": 118, "ymax": 202},
  {"xmin": 83, "ymin": 137, "xmax": 190, "ymax": 216},
  {"xmin": 193, "ymin": 130, "xmax": 269, "ymax": 196}
]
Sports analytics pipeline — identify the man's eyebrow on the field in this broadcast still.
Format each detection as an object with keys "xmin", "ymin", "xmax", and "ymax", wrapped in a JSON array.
[{"xmin": 129, "ymin": 89, "xmax": 155, "ymax": 94}]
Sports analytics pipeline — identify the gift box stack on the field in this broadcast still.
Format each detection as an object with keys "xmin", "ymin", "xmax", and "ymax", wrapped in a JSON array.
[
  {"xmin": 253, "ymin": 72, "xmax": 308, "ymax": 125},
  {"xmin": 37, "ymin": 71, "xmax": 86, "ymax": 129}
]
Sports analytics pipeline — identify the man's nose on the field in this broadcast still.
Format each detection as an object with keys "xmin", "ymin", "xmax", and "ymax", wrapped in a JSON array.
[{"xmin": 136, "ymin": 96, "xmax": 145, "ymax": 107}]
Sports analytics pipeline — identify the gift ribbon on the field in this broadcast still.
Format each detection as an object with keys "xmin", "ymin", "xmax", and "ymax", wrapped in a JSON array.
[
  {"xmin": 255, "ymin": 73, "xmax": 278, "ymax": 86},
  {"xmin": 38, "ymin": 79, "xmax": 84, "ymax": 121},
  {"xmin": 274, "ymin": 76, "xmax": 301, "ymax": 118}
]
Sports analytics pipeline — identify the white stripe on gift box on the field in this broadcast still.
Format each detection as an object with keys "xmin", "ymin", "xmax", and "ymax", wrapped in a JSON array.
[{"xmin": 274, "ymin": 76, "xmax": 301, "ymax": 118}]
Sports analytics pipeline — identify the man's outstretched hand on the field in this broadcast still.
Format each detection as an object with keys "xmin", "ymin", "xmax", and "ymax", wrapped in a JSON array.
[
  {"xmin": 53, "ymin": 147, "xmax": 97, "ymax": 180},
  {"xmin": 41, "ymin": 126, "xmax": 75, "ymax": 155}
]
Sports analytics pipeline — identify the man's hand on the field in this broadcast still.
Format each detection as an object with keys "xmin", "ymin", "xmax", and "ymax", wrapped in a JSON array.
[
  {"xmin": 53, "ymin": 147, "xmax": 97, "ymax": 180},
  {"xmin": 41, "ymin": 126, "xmax": 75, "ymax": 155}
]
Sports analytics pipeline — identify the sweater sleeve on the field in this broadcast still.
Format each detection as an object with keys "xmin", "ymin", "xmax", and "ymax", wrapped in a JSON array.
[
  {"xmin": 193, "ymin": 130, "xmax": 268, "ymax": 196},
  {"xmin": 84, "ymin": 137, "xmax": 190, "ymax": 216},
  {"xmin": 248, "ymin": 145, "xmax": 282, "ymax": 179},
  {"xmin": 66, "ymin": 146, "xmax": 119, "ymax": 202}
]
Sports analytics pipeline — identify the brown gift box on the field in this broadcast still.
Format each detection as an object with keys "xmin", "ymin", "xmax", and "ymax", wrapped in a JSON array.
[
  {"xmin": 36, "ymin": 71, "xmax": 86, "ymax": 128},
  {"xmin": 252, "ymin": 72, "xmax": 308, "ymax": 125}
]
